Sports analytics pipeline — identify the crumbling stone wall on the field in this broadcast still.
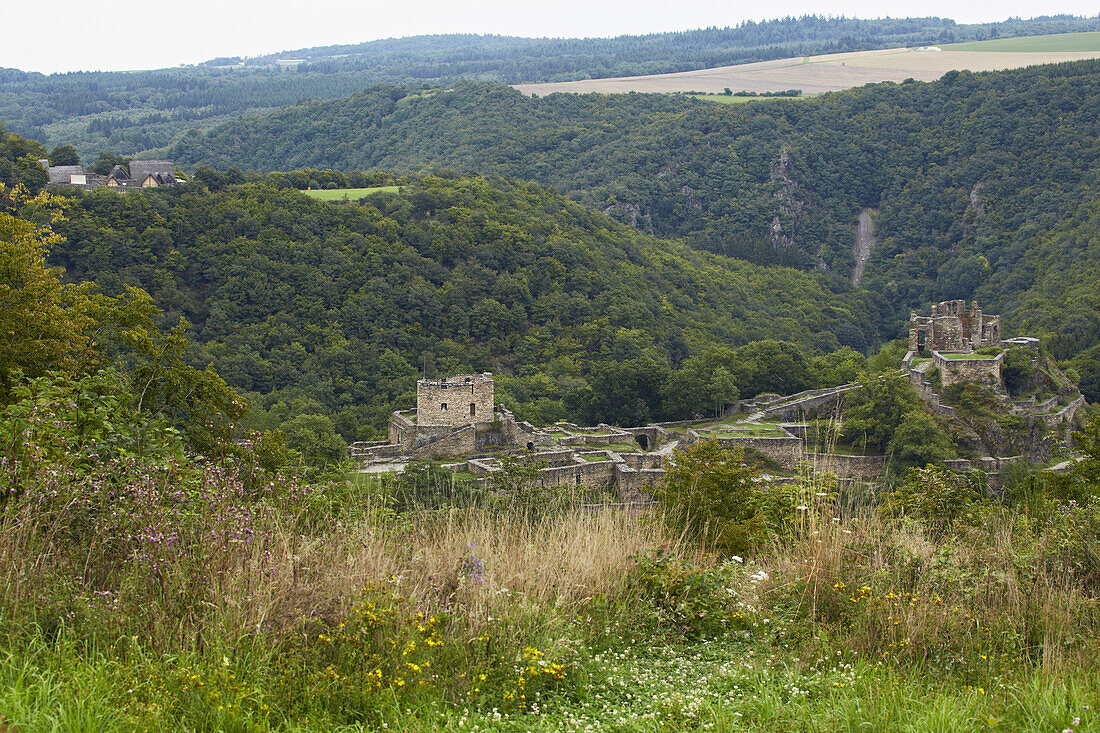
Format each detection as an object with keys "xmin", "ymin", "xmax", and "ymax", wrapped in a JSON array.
[
  {"xmin": 909, "ymin": 300, "xmax": 1001, "ymax": 353},
  {"xmin": 934, "ymin": 351, "xmax": 1003, "ymax": 389},
  {"xmin": 416, "ymin": 373, "xmax": 494, "ymax": 427},
  {"xmin": 804, "ymin": 452, "xmax": 889, "ymax": 480},
  {"xmin": 703, "ymin": 434, "xmax": 804, "ymax": 469}
]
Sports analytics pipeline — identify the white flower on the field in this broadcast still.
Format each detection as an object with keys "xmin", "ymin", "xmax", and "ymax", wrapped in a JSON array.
[{"xmin": 731, "ymin": 555, "xmax": 744, "ymax": 563}]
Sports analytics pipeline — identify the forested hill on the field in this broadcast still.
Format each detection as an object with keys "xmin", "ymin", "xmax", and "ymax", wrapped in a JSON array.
[
  {"xmin": 245, "ymin": 16, "xmax": 1096, "ymax": 78},
  {"xmin": 3, "ymin": 16, "xmax": 1099, "ymax": 157},
  {"xmin": 164, "ymin": 61, "xmax": 1100, "ymax": 356},
  {"xmin": 45, "ymin": 175, "xmax": 887, "ymax": 441}
]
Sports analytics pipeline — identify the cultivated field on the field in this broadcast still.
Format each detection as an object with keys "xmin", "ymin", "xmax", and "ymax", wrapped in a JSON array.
[{"xmin": 514, "ymin": 32, "xmax": 1100, "ymax": 97}]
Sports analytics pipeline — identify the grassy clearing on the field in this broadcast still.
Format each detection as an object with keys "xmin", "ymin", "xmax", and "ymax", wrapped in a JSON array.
[
  {"xmin": 303, "ymin": 186, "xmax": 400, "ymax": 201},
  {"xmin": 695, "ymin": 417, "xmax": 786, "ymax": 435},
  {"xmin": 940, "ymin": 352, "xmax": 999, "ymax": 360},
  {"xmin": 705, "ymin": 424, "xmax": 787, "ymax": 437},
  {"xmin": 947, "ymin": 31, "xmax": 1100, "ymax": 53}
]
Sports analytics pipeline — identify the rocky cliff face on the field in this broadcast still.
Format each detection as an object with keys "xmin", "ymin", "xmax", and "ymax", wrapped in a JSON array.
[
  {"xmin": 769, "ymin": 148, "xmax": 827, "ymax": 269},
  {"xmin": 602, "ymin": 202, "xmax": 653, "ymax": 233}
]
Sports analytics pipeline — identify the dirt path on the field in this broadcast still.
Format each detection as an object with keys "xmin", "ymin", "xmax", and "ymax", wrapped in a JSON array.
[
  {"xmin": 656, "ymin": 439, "xmax": 680, "ymax": 456},
  {"xmin": 851, "ymin": 208, "xmax": 877, "ymax": 288}
]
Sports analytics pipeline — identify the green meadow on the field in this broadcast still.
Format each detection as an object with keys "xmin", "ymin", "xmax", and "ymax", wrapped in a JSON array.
[
  {"xmin": 302, "ymin": 186, "xmax": 400, "ymax": 201},
  {"xmin": 947, "ymin": 31, "xmax": 1100, "ymax": 53}
]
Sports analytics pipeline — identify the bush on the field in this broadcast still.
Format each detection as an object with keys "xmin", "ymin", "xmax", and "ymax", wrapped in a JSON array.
[
  {"xmin": 1002, "ymin": 347, "xmax": 1036, "ymax": 395},
  {"xmin": 656, "ymin": 440, "xmax": 794, "ymax": 554},
  {"xmin": 629, "ymin": 550, "xmax": 742, "ymax": 638},
  {"xmin": 885, "ymin": 465, "xmax": 986, "ymax": 530},
  {"xmin": 887, "ymin": 411, "xmax": 955, "ymax": 470}
]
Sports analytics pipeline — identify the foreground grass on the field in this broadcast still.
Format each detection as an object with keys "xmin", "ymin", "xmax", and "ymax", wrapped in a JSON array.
[
  {"xmin": 2, "ymin": 455, "xmax": 1100, "ymax": 730},
  {"xmin": 3, "ymin": 634, "xmax": 1096, "ymax": 731}
]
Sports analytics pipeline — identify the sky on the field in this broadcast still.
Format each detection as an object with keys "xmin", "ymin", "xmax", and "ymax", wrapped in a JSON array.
[{"xmin": 4, "ymin": 0, "xmax": 1098, "ymax": 74}]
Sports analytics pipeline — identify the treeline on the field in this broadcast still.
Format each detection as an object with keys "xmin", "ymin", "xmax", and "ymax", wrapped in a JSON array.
[
  {"xmin": 163, "ymin": 61, "xmax": 1100, "ymax": 365},
  {"xmin": 253, "ymin": 16, "xmax": 1100, "ymax": 79},
  {"xmin": 44, "ymin": 174, "xmax": 890, "ymax": 443},
  {"xmin": 3, "ymin": 15, "xmax": 1099, "ymax": 156},
  {"xmin": 0, "ymin": 123, "xmax": 47, "ymax": 191}
]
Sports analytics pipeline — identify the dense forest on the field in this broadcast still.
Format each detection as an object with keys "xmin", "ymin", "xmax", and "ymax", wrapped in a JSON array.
[
  {"xmin": 6, "ymin": 58, "xmax": 1100, "ymax": 441},
  {"xmin": 162, "ymin": 62, "xmax": 1100, "ymax": 363},
  {"xmin": 32, "ymin": 174, "xmax": 886, "ymax": 445},
  {"xmin": 2, "ymin": 15, "xmax": 1098, "ymax": 156}
]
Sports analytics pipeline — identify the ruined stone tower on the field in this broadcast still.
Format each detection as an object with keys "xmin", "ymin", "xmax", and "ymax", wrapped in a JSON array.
[
  {"xmin": 909, "ymin": 300, "xmax": 1001, "ymax": 353},
  {"xmin": 415, "ymin": 373, "xmax": 495, "ymax": 427}
]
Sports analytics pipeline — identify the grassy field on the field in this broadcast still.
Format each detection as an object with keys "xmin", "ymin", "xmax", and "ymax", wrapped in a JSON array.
[
  {"xmin": 303, "ymin": 186, "xmax": 400, "ymax": 201},
  {"xmin": 514, "ymin": 32, "xmax": 1100, "ymax": 97},
  {"xmin": 948, "ymin": 30, "xmax": 1100, "ymax": 53},
  {"xmin": 4, "ymin": 442, "xmax": 1100, "ymax": 730},
  {"xmin": 940, "ymin": 352, "xmax": 999, "ymax": 360}
]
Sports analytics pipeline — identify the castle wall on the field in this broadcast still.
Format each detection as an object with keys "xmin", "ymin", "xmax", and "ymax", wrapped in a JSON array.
[
  {"xmin": 410, "ymin": 424, "xmax": 478, "ymax": 458},
  {"xmin": 708, "ymin": 434, "xmax": 804, "ymax": 469},
  {"xmin": 804, "ymin": 452, "xmax": 889, "ymax": 480},
  {"xmin": 933, "ymin": 351, "xmax": 1003, "ymax": 389},
  {"xmin": 388, "ymin": 411, "xmax": 417, "ymax": 449},
  {"xmin": 416, "ymin": 373, "xmax": 494, "ymax": 427}
]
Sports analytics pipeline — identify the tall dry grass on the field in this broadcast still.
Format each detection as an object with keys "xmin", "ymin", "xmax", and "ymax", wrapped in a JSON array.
[
  {"xmin": 267, "ymin": 506, "xmax": 687, "ymax": 633},
  {"xmin": 756, "ymin": 471, "xmax": 1100, "ymax": 672},
  {"xmin": 0, "ymin": 461, "xmax": 685, "ymax": 652}
]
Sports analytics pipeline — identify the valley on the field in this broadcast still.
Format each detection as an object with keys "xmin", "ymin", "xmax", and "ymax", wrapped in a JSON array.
[{"xmin": 2, "ymin": 13, "xmax": 1100, "ymax": 732}]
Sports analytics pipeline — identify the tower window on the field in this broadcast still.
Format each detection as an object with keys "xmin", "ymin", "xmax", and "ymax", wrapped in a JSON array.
[
  {"xmin": 470, "ymin": 403, "xmax": 476, "ymax": 416},
  {"xmin": 440, "ymin": 402, "xmax": 448, "ymax": 412}
]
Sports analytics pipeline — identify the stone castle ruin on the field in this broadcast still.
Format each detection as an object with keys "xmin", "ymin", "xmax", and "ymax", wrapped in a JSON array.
[
  {"xmin": 350, "ymin": 372, "xmax": 664, "ymax": 498},
  {"xmin": 908, "ymin": 299, "xmax": 1001, "ymax": 353},
  {"xmin": 349, "ymin": 313, "xmax": 1086, "ymax": 496},
  {"xmin": 415, "ymin": 373, "xmax": 495, "ymax": 427},
  {"xmin": 903, "ymin": 301, "xmax": 1086, "ymax": 445}
]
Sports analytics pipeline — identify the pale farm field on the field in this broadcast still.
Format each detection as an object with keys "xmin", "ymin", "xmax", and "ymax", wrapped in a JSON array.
[{"xmin": 513, "ymin": 32, "xmax": 1100, "ymax": 97}]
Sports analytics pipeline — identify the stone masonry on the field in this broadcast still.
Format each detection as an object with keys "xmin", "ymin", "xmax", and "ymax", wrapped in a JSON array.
[
  {"xmin": 909, "ymin": 300, "xmax": 1001, "ymax": 353},
  {"xmin": 416, "ymin": 373, "xmax": 495, "ymax": 427}
]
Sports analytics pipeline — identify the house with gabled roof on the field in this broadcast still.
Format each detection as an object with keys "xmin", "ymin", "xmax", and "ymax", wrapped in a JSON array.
[
  {"xmin": 47, "ymin": 165, "xmax": 86, "ymax": 185},
  {"xmin": 43, "ymin": 158, "xmax": 178, "ymax": 190},
  {"xmin": 128, "ymin": 160, "xmax": 176, "ymax": 186}
]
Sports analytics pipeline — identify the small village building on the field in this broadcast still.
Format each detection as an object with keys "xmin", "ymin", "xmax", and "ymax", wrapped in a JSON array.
[
  {"xmin": 44, "ymin": 159, "xmax": 178, "ymax": 190},
  {"xmin": 47, "ymin": 165, "xmax": 86, "ymax": 186}
]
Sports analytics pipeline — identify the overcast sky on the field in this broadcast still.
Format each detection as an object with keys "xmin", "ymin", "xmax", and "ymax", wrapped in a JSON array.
[{"xmin": 4, "ymin": 0, "xmax": 1097, "ymax": 74}]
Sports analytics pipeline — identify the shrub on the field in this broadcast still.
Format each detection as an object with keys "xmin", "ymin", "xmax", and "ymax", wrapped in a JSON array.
[
  {"xmin": 628, "ymin": 550, "xmax": 742, "ymax": 638},
  {"xmin": 887, "ymin": 411, "xmax": 955, "ymax": 470},
  {"xmin": 655, "ymin": 440, "xmax": 794, "ymax": 554},
  {"xmin": 885, "ymin": 465, "xmax": 986, "ymax": 529}
]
